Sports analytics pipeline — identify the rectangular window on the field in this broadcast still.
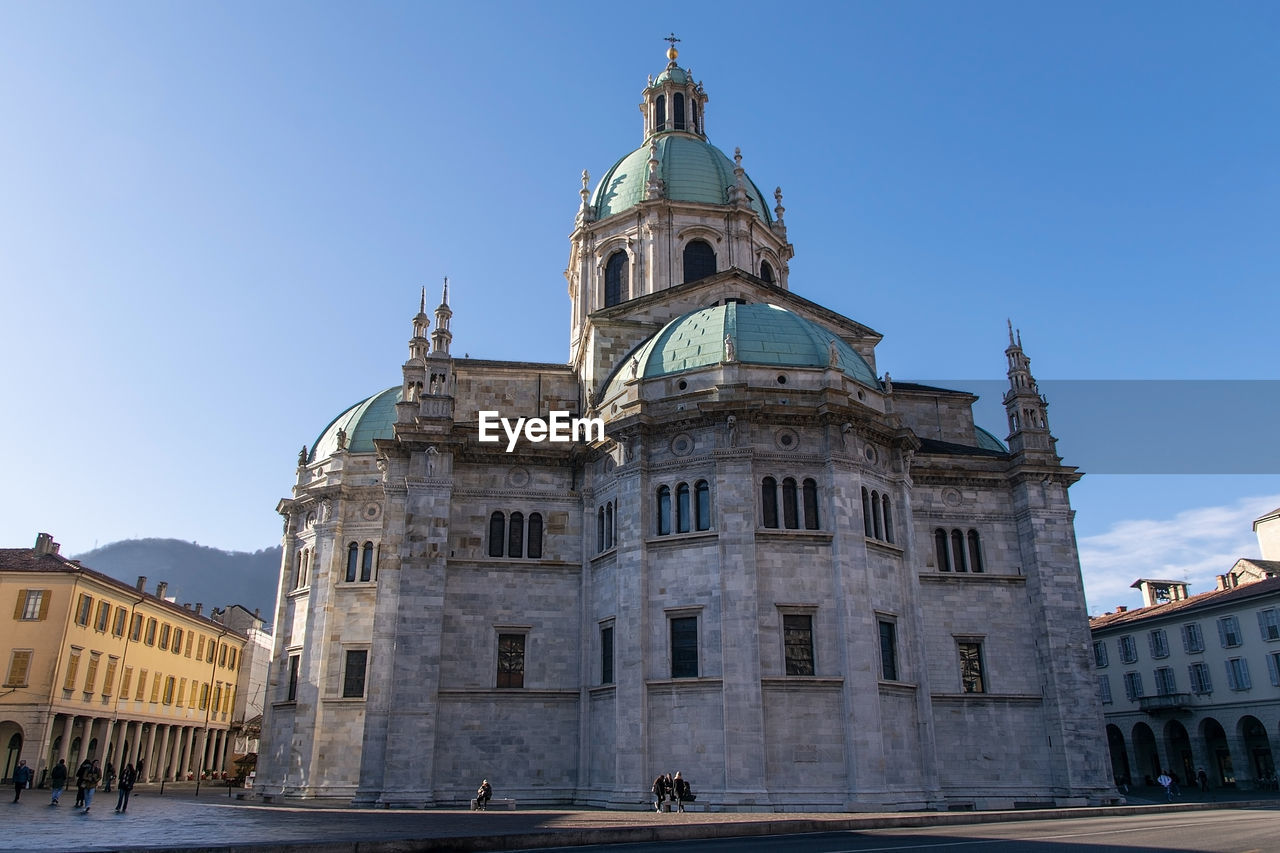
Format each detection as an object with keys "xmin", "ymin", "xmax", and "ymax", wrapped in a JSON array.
[
  {"xmin": 670, "ymin": 616, "xmax": 698, "ymax": 679},
  {"xmin": 879, "ymin": 620, "xmax": 899, "ymax": 681},
  {"xmin": 75, "ymin": 594, "xmax": 93, "ymax": 626},
  {"xmin": 172, "ymin": 627, "xmax": 183, "ymax": 655},
  {"xmin": 4, "ymin": 650, "xmax": 32, "ymax": 687},
  {"xmin": 286, "ymin": 654, "xmax": 300, "ymax": 701},
  {"xmin": 197, "ymin": 635, "xmax": 205, "ymax": 660},
  {"xmin": 1218, "ymin": 615, "xmax": 1242, "ymax": 648},
  {"xmin": 228, "ymin": 647, "xmax": 237, "ymax": 671},
  {"xmin": 150, "ymin": 671, "xmax": 162, "ymax": 703},
  {"xmin": 208, "ymin": 640, "xmax": 217, "ymax": 663},
  {"xmin": 135, "ymin": 668, "xmax": 148, "ymax": 701},
  {"xmin": 1182, "ymin": 622, "xmax": 1205, "ymax": 653},
  {"xmin": 1118, "ymin": 635, "xmax": 1138, "ymax": 663},
  {"xmin": 199, "ymin": 682, "xmax": 208, "ymax": 710},
  {"xmin": 15, "ymin": 589, "xmax": 48, "ymax": 621},
  {"xmin": 185, "ymin": 632, "xmax": 193, "ymax": 657},
  {"xmin": 1154, "ymin": 666, "xmax": 1177, "ymax": 695},
  {"xmin": 112, "ymin": 607, "xmax": 127, "ymax": 637},
  {"xmin": 63, "ymin": 648, "xmax": 82, "ymax": 690},
  {"xmin": 1259, "ymin": 608, "xmax": 1280, "ymax": 641},
  {"xmin": 342, "ymin": 649, "xmax": 368, "ymax": 698},
  {"xmin": 130, "ymin": 614, "xmax": 143, "ymax": 641},
  {"xmin": 600, "ymin": 624, "xmax": 614, "ymax": 685},
  {"xmin": 1267, "ymin": 651, "xmax": 1280, "ymax": 687},
  {"xmin": 1093, "ymin": 641, "xmax": 1109, "ymax": 668},
  {"xmin": 159, "ymin": 623, "xmax": 171, "ymax": 650},
  {"xmin": 163, "ymin": 675, "xmax": 175, "ymax": 705},
  {"xmin": 1098, "ymin": 674, "xmax": 1112, "ymax": 704},
  {"xmin": 102, "ymin": 657, "xmax": 118, "ymax": 696},
  {"xmin": 213, "ymin": 683, "xmax": 222, "ymax": 712},
  {"xmin": 497, "ymin": 633, "xmax": 526, "ymax": 688},
  {"xmin": 83, "ymin": 652, "xmax": 100, "ymax": 693},
  {"xmin": 144, "ymin": 617, "xmax": 157, "ymax": 646},
  {"xmin": 1226, "ymin": 657, "xmax": 1251, "ymax": 691},
  {"xmin": 1123, "ymin": 671, "xmax": 1144, "ymax": 700},
  {"xmin": 219, "ymin": 644, "xmax": 228, "ymax": 667},
  {"xmin": 784, "ymin": 614, "xmax": 816, "ymax": 676},
  {"xmin": 958, "ymin": 641, "xmax": 985, "ymax": 693},
  {"xmin": 177, "ymin": 677, "xmax": 187, "ymax": 706},
  {"xmin": 94, "ymin": 601, "xmax": 111, "ymax": 632},
  {"xmin": 188, "ymin": 680, "xmax": 198, "ymax": 708},
  {"xmin": 1149, "ymin": 629, "xmax": 1169, "ymax": 659},
  {"xmin": 121, "ymin": 666, "xmax": 133, "ymax": 698}
]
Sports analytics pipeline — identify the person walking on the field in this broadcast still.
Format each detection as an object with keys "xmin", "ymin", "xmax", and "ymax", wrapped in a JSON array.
[
  {"xmin": 103, "ymin": 760, "xmax": 115, "ymax": 793},
  {"xmin": 1157, "ymin": 772, "xmax": 1173, "ymax": 802},
  {"xmin": 1197, "ymin": 767, "xmax": 1209, "ymax": 793},
  {"xmin": 651, "ymin": 773, "xmax": 668, "ymax": 812},
  {"xmin": 49, "ymin": 759, "xmax": 68, "ymax": 806},
  {"xmin": 81, "ymin": 760, "xmax": 102, "ymax": 813},
  {"xmin": 114, "ymin": 763, "xmax": 136, "ymax": 813},
  {"xmin": 672, "ymin": 771, "xmax": 687, "ymax": 813},
  {"xmin": 74, "ymin": 759, "xmax": 92, "ymax": 808},
  {"xmin": 11, "ymin": 759, "xmax": 32, "ymax": 803}
]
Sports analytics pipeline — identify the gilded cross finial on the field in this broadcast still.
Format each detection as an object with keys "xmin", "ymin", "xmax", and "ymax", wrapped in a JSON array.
[{"xmin": 664, "ymin": 33, "xmax": 680, "ymax": 62}]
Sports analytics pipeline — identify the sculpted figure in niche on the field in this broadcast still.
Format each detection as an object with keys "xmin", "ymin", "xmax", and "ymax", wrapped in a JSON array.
[
  {"xmin": 426, "ymin": 446, "xmax": 439, "ymax": 478},
  {"xmin": 723, "ymin": 334, "xmax": 736, "ymax": 363},
  {"xmin": 828, "ymin": 339, "xmax": 840, "ymax": 368},
  {"xmin": 840, "ymin": 422, "xmax": 853, "ymax": 450},
  {"xmin": 726, "ymin": 414, "xmax": 738, "ymax": 447}
]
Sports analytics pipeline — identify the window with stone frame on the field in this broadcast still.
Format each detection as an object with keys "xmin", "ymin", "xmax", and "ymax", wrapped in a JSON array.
[
  {"xmin": 600, "ymin": 623, "xmax": 614, "ymax": 685},
  {"xmin": 1188, "ymin": 661, "xmax": 1212, "ymax": 694},
  {"xmin": 1267, "ymin": 651, "xmax": 1280, "ymax": 686},
  {"xmin": 1149, "ymin": 629, "xmax": 1170, "ymax": 659},
  {"xmin": 360, "ymin": 542, "xmax": 375, "ymax": 582},
  {"xmin": 286, "ymin": 654, "xmax": 300, "ymax": 701},
  {"xmin": 761, "ymin": 477, "xmax": 779, "ymax": 528},
  {"xmin": 1118, "ymin": 635, "xmax": 1138, "ymax": 663},
  {"xmin": 879, "ymin": 619, "xmax": 899, "ymax": 681},
  {"xmin": 1182, "ymin": 622, "xmax": 1205, "ymax": 653},
  {"xmin": 16, "ymin": 589, "xmax": 48, "ymax": 621},
  {"xmin": 958, "ymin": 640, "xmax": 985, "ymax": 693},
  {"xmin": 1154, "ymin": 666, "xmax": 1177, "ymax": 695},
  {"xmin": 102, "ymin": 657, "xmax": 117, "ymax": 697},
  {"xmin": 682, "ymin": 239, "xmax": 716, "ymax": 283},
  {"xmin": 1218, "ymin": 615, "xmax": 1243, "ymax": 647},
  {"xmin": 1123, "ymin": 670, "xmax": 1144, "ymax": 700},
  {"xmin": 1093, "ymin": 640, "xmax": 1109, "ymax": 668},
  {"xmin": 657, "ymin": 486, "xmax": 672, "ymax": 535},
  {"xmin": 63, "ymin": 648, "xmax": 81, "ymax": 691},
  {"xmin": 5, "ymin": 650, "xmax": 32, "ymax": 687},
  {"xmin": 1226, "ymin": 657, "xmax": 1251, "ymax": 691},
  {"xmin": 604, "ymin": 250, "xmax": 627, "ymax": 308},
  {"xmin": 670, "ymin": 614, "xmax": 699, "ymax": 679},
  {"xmin": 783, "ymin": 614, "xmax": 815, "ymax": 676},
  {"xmin": 83, "ymin": 652, "xmax": 100, "ymax": 693},
  {"xmin": 94, "ymin": 600, "xmax": 111, "ymax": 632},
  {"xmin": 144, "ymin": 617, "xmax": 157, "ymax": 646},
  {"xmin": 342, "ymin": 649, "xmax": 368, "ymax": 698},
  {"xmin": 497, "ymin": 633, "xmax": 526, "ymax": 688},
  {"xmin": 74, "ymin": 593, "xmax": 92, "ymax": 626}
]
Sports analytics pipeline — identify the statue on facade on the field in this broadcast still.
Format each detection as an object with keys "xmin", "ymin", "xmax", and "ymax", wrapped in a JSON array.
[
  {"xmin": 336, "ymin": 427, "xmax": 347, "ymax": 451},
  {"xmin": 426, "ymin": 446, "xmax": 439, "ymax": 478},
  {"xmin": 723, "ymin": 334, "xmax": 736, "ymax": 363},
  {"xmin": 726, "ymin": 414, "xmax": 738, "ymax": 447},
  {"xmin": 298, "ymin": 445, "xmax": 308, "ymax": 467},
  {"xmin": 828, "ymin": 339, "xmax": 840, "ymax": 368}
]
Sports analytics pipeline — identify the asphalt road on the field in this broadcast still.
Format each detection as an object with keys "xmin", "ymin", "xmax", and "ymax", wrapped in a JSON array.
[{"xmin": 519, "ymin": 809, "xmax": 1280, "ymax": 853}]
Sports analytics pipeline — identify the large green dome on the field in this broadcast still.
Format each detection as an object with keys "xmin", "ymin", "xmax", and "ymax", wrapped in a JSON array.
[
  {"xmin": 591, "ymin": 135, "xmax": 772, "ymax": 223},
  {"xmin": 309, "ymin": 386, "xmax": 400, "ymax": 462},
  {"xmin": 604, "ymin": 303, "xmax": 879, "ymax": 398}
]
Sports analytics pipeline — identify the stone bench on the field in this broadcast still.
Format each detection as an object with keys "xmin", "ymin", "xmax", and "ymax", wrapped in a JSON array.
[{"xmin": 471, "ymin": 797, "xmax": 516, "ymax": 810}]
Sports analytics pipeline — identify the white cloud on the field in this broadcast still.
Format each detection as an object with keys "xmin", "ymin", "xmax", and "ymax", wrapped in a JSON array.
[{"xmin": 1078, "ymin": 493, "xmax": 1280, "ymax": 615}]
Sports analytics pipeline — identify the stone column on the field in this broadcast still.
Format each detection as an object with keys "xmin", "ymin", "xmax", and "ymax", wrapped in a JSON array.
[
  {"xmin": 143, "ymin": 724, "xmax": 158, "ymax": 781},
  {"xmin": 194, "ymin": 729, "xmax": 208, "ymax": 777},
  {"xmin": 112, "ymin": 721, "xmax": 129, "ymax": 773},
  {"xmin": 183, "ymin": 726, "xmax": 198, "ymax": 779},
  {"xmin": 58, "ymin": 715, "xmax": 75, "ymax": 764},
  {"xmin": 213, "ymin": 730, "xmax": 228, "ymax": 777},
  {"xmin": 98, "ymin": 719, "xmax": 116, "ymax": 774},
  {"xmin": 154, "ymin": 725, "xmax": 171, "ymax": 783},
  {"xmin": 73, "ymin": 716, "xmax": 91, "ymax": 767},
  {"xmin": 165, "ymin": 727, "xmax": 183, "ymax": 780}
]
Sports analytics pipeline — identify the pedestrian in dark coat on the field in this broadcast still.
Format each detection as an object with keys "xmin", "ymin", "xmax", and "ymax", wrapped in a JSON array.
[
  {"xmin": 49, "ymin": 759, "xmax": 68, "ymax": 806},
  {"xmin": 81, "ymin": 760, "xmax": 102, "ymax": 812},
  {"xmin": 115, "ymin": 763, "xmax": 136, "ymax": 813},
  {"xmin": 651, "ymin": 774, "xmax": 668, "ymax": 812},
  {"xmin": 74, "ymin": 759, "xmax": 92, "ymax": 807},
  {"xmin": 11, "ymin": 760, "xmax": 32, "ymax": 802}
]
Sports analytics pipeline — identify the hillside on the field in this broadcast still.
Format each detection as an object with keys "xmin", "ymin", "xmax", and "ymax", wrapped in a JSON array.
[{"xmin": 72, "ymin": 539, "xmax": 282, "ymax": 620}]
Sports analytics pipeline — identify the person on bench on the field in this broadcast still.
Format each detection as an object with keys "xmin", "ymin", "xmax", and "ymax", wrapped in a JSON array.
[{"xmin": 474, "ymin": 779, "xmax": 492, "ymax": 810}]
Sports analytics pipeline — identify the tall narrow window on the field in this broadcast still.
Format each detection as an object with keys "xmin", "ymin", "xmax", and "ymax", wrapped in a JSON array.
[
  {"xmin": 94, "ymin": 600, "xmax": 111, "ymax": 632},
  {"xmin": 488, "ymin": 512, "xmax": 505, "ymax": 557},
  {"xmin": 597, "ymin": 507, "xmax": 605, "ymax": 553},
  {"xmin": 1226, "ymin": 657, "xmax": 1251, "ymax": 691},
  {"xmin": 75, "ymin": 594, "xmax": 92, "ymax": 626},
  {"xmin": 871, "ymin": 491, "xmax": 883, "ymax": 539},
  {"xmin": 695, "ymin": 480, "xmax": 711, "ymax": 531},
  {"xmin": 958, "ymin": 641, "xmax": 985, "ymax": 693},
  {"xmin": 497, "ymin": 634, "xmax": 525, "ymax": 688},
  {"xmin": 601, "ymin": 625, "xmax": 614, "ymax": 685},
  {"xmin": 760, "ymin": 260, "xmax": 775, "ymax": 283},
  {"xmin": 761, "ymin": 477, "xmax": 778, "ymax": 528},
  {"xmin": 657, "ymin": 486, "xmax": 672, "ymax": 536},
  {"xmin": 673, "ymin": 92, "xmax": 686, "ymax": 130},
  {"xmin": 343, "ymin": 650, "xmax": 368, "ymax": 698},
  {"xmin": 682, "ymin": 239, "xmax": 716, "ymax": 283},
  {"xmin": 112, "ymin": 607, "xmax": 126, "ymax": 636},
  {"xmin": 527, "ymin": 513, "xmax": 543, "ymax": 559},
  {"xmin": 655, "ymin": 94, "xmax": 666, "ymax": 131},
  {"xmin": 803, "ymin": 478, "xmax": 819, "ymax": 530},
  {"xmin": 864, "ymin": 490, "xmax": 875, "ymax": 538},
  {"xmin": 782, "ymin": 478, "xmax": 799, "ymax": 529},
  {"xmin": 967, "ymin": 530, "xmax": 983, "ymax": 572},
  {"xmin": 604, "ymin": 251, "xmax": 627, "ymax": 308},
  {"xmin": 102, "ymin": 657, "xmax": 117, "ymax": 696},
  {"xmin": 881, "ymin": 494, "xmax": 893, "ymax": 543},
  {"xmin": 670, "ymin": 616, "xmax": 698, "ymax": 678},
  {"xmin": 83, "ymin": 652, "xmax": 100, "ymax": 693},
  {"xmin": 783, "ymin": 614, "xmax": 815, "ymax": 676},
  {"xmin": 692, "ymin": 99, "xmax": 701, "ymax": 133},
  {"xmin": 1189, "ymin": 662, "xmax": 1212, "ymax": 694},
  {"xmin": 286, "ymin": 655, "xmax": 300, "ymax": 701},
  {"xmin": 508, "ymin": 511, "xmax": 524, "ymax": 558},
  {"xmin": 346, "ymin": 542, "xmax": 359, "ymax": 583},
  {"xmin": 879, "ymin": 621, "xmax": 899, "ymax": 681},
  {"xmin": 951, "ymin": 530, "xmax": 969, "ymax": 572},
  {"xmin": 676, "ymin": 483, "xmax": 691, "ymax": 533},
  {"xmin": 605, "ymin": 503, "xmax": 614, "ymax": 549},
  {"xmin": 360, "ymin": 542, "xmax": 374, "ymax": 582}
]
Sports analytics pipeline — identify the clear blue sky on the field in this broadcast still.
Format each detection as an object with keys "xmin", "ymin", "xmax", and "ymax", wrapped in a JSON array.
[{"xmin": 2, "ymin": 2, "xmax": 1276, "ymax": 611}]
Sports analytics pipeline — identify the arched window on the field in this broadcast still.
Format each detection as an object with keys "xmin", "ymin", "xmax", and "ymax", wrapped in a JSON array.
[
  {"xmin": 803, "ymin": 478, "xmax": 819, "ymax": 530},
  {"xmin": 967, "ymin": 530, "xmax": 984, "ymax": 573},
  {"xmin": 872, "ymin": 490, "xmax": 884, "ymax": 539},
  {"xmin": 881, "ymin": 494, "xmax": 893, "ymax": 544},
  {"xmin": 695, "ymin": 480, "xmax": 711, "ymax": 531},
  {"xmin": 604, "ymin": 251, "xmax": 627, "ymax": 308},
  {"xmin": 527, "ymin": 513, "xmax": 543, "ymax": 559},
  {"xmin": 676, "ymin": 483, "xmax": 691, "ymax": 533},
  {"xmin": 935, "ymin": 529, "xmax": 951, "ymax": 571},
  {"xmin": 673, "ymin": 92, "xmax": 686, "ymax": 131},
  {"xmin": 862, "ymin": 488, "xmax": 873, "ymax": 538},
  {"xmin": 657, "ymin": 486, "xmax": 671, "ymax": 536},
  {"xmin": 655, "ymin": 94, "xmax": 666, "ymax": 131},
  {"xmin": 951, "ymin": 529, "xmax": 969, "ymax": 572},
  {"xmin": 360, "ymin": 542, "xmax": 374, "ymax": 582},
  {"xmin": 346, "ymin": 543, "xmax": 359, "ymax": 583},
  {"xmin": 683, "ymin": 239, "xmax": 716, "ymax": 283},
  {"xmin": 762, "ymin": 477, "xmax": 778, "ymax": 528},
  {"xmin": 606, "ymin": 502, "xmax": 614, "ymax": 549},
  {"xmin": 508, "ymin": 511, "xmax": 525, "ymax": 558},
  {"xmin": 597, "ymin": 507, "xmax": 605, "ymax": 553},
  {"xmin": 692, "ymin": 99, "xmax": 701, "ymax": 133},
  {"xmin": 488, "ymin": 512, "xmax": 505, "ymax": 558},
  {"xmin": 760, "ymin": 260, "xmax": 775, "ymax": 284},
  {"xmin": 782, "ymin": 478, "xmax": 799, "ymax": 529}
]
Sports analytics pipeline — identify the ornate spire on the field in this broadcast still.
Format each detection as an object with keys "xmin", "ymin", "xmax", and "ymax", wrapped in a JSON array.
[
  {"xmin": 409, "ymin": 287, "xmax": 430, "ymax": 360},
  {"xmin": 1003, "ymin": 324, "xmax": 1056, "ymax": 458},
  {"xmin": 432, "ymin": 276, "xmax": 453, "ymax": 356},
  {"xmin": 576, "ymin": 169, "xmax": 594, "ymax": 225}
]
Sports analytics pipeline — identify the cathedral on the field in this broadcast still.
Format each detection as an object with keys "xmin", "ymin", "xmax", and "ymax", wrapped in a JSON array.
[{"xmin": 258, "ymin": 44, "xmax": 1114, "ymax": 811}]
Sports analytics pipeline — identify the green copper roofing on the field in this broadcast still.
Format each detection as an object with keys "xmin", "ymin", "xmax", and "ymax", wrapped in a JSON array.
[
  {"xmin": 974, "ymin": 426, "xmax": 1008, "ymax": 453},
  {"xmin": 603, "ymin": 303, "xmax": 879, "ymax": 398},
  {"xmin": 310, "ymin": 386, "xmax": 401, "ymax": 462},
  {"xmin": 591, "ymin": 135, "xmax": 772, "ymax": 223},
  {"xmin": 654, "ymin": 66, "xmax": 689, "ymax": 85}
]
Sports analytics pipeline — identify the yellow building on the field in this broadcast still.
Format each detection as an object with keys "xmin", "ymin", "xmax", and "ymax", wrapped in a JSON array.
[{"xmin": 1, "ymin": 533, "xmax": 247, "ymax": 785}]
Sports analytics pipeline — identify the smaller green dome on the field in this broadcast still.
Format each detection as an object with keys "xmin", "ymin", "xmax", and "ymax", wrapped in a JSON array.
[
  {"xmin": 310, "ymin": 386, "xmax": 401, "ymax": 462},
  {"xmin": 654, "ymin": 66, "xmax": 689, "ymax": 85}
]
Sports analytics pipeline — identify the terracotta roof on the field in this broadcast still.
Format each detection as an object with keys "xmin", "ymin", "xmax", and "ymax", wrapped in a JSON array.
[
  {"xmin": 1090, "ymin": 575, "xmax": 1280, "ymax": 631},
  {"xmin": 0, "ymin": 547, "xmax": 246, "ymax": 637}
]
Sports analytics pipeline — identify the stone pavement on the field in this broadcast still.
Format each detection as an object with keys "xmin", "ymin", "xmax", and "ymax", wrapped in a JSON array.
[{"xmin": 5, "ymin": 783, "xmax": 1278, "ymax": 853}]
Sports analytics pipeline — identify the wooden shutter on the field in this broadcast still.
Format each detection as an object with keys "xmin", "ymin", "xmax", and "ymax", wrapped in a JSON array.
[
  {"xmin": 38, "ymin": 591, "xmax": 49, "ymax": 620},
  {"xmin": 13, "ymin": 590, "xmax": 28, "ymax": 620}
]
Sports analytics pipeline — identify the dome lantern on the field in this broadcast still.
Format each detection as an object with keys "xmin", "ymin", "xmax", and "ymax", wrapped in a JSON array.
[{"xmin": 641, "ymin": 36, "xmax": 708, "ymax": 143}]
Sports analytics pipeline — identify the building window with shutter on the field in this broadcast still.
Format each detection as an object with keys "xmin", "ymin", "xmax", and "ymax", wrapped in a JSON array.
[
  {"xmin": 15, "ymin": 590, "xmax": 48, "ymax": 621},
  {"xmin": 1123, "ymin": 671, "xmax": 1144, "ymax": 700},
  {"xmin": 1149, "ymin": 629, "xmax": 1169, "ymax": 659},
  {"xmin": 1098, "ymin": 674, "xmax": 1112, "ymax": 704},
  {"xmin": 63, "ymin": 648, "xmax": 82, "ymax": 691},
  {"xmin": 1226, "ymin": 657, "xmax": 1251, "ymax": 691},
  {"xmin": 75, "ymin": 594, "xmax": 92, "ymax": 626},
  {"xmin": 4, "ymin": 650, "xmax": 32, "ymax": 687},
  {"xmin": 1093, "ymin": 641, "xmax": 1109, "ymax": 668},
  {"xmin": 1154, "ymin": 666, "xmax": 1177, "ymax": 695},
  {"xmin": 1218, "ymin": 616, "xmax": 1242, "ymax": 647},
  {"xmin": 1189, "ymin": 661, "xmax": 1212, "ymax": 694},
  {"xmin": 1182, "ymin": 622, "xmax": 1204, "ymax": 653},
  {"xmin": 1118, "ymin": 635, "xmax": 1138, "ymax": 663},
  {"xmin": 1259, "ymin": 608, "xmax": 1280, "ymax": 641}
]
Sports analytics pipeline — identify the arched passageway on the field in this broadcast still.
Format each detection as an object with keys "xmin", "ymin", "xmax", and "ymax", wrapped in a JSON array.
[
  {"xmin": 1106, "ymin": 724, "xmax": 1132, "ymax": 786},
  {"xmin": 1201, "ymin": 717, "xmax": 1233, "ymax": 787},
  {"xmin": 1, "ymin": 723, "xmax": 24, "ymax": 782},
  {"xmin": 1239, "ymin": 716, "xmax": 1274, "ymax": 787},
  {"xmin": 1131, "ymin": 722, "xmax": 1162, "ymax": 784},
  {"xmin": 1164, "ymin": 719, "xmax": 1195, "ymax": 786}
]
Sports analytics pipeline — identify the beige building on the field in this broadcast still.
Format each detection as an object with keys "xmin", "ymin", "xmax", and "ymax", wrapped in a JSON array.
[{"xmin": 1, "ymin": 533, "xmax": 247, "ymax": 785}]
